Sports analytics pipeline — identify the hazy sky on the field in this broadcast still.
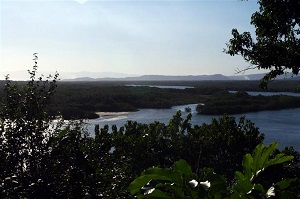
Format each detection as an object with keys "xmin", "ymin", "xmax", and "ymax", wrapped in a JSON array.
[{"xmin": 1, "ymin": 0, "xmax": 260, "ymax": 80}]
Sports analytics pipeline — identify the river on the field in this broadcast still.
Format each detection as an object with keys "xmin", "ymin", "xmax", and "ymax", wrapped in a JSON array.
[
  {"xmin": 87, "ymin": 103, "xmax": 300, "ymax": 152},
  {"xmin": 87, "ymin": 88, "xmax": 300, "ymax": 151}
]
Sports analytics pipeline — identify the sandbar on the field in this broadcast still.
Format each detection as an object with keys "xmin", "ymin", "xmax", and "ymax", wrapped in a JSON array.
[{"xmin": 96, "ymin": 112, "xmax": 130, "ymax": 117}]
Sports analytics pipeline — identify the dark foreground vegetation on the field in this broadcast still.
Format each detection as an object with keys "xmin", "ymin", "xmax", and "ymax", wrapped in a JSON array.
[{"xmin": 0, "ymin": 62, "xmax": 300, "ymax": 198}]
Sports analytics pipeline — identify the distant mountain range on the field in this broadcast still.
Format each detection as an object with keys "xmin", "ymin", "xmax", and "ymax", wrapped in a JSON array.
[
  {"xmin": 2, "ymin": 70, "xmax": 299, "ymax": 81},
  {"xmin": 62, "ymin": 73, "xmax": 299, "ymax": 81},
  {"xmin": 0, "ymin": 71, "xmax": 138, "ymax": 81}
]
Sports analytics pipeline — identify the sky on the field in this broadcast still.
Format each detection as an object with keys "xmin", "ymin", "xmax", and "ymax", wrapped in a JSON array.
[{"xmin": 0, "ymin": 0, "xmax": 260, "ymax": 80}]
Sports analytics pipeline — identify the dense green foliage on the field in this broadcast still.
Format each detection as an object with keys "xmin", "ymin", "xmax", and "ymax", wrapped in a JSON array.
[
  {"xmin": 225, "ymin": 0, "xmax": 300, "ymax": 88},
  {"xmin": 197, "ymin": 90, "xmax": 300, "ymax": 115},
  {"xmin": 111, "ymin": 112, "xmax": 265, "ymax": 182},
  {"xmin": 129, "ymin": 143, "xmax": 300, "ymax": 198}
]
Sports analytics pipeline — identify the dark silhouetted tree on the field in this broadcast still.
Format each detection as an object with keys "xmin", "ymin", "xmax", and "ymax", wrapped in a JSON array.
[{"xmin": 225, "ymin": 0, "xmax": 300, "ymax": 88}]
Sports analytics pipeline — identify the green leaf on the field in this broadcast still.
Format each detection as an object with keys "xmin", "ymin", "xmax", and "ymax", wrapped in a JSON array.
[
  {"xmin": 252, "ymin": 143, "xmax": 264, "ymax": 175},
  {"xmin": 242, "ymin": 154, "xmax": 253, "ymax": 180},
  {"xmin": 277, "ymin": 191, "xmax": 299, "ymax": 199},
  {"xmin": 128, "ymin": 174, "xmax": 171, "ymax": 195},
  {"xmin": 241, "ymin": 142, "xmax": 294, "ymax": 182},
  {"xmin": 147, "ymin": 189, "xmax": 173, "ymax": 198},
  {"xmin": 275, "ymin": 178, "xmax": 299, "ymax": 190},
  {"xmin": 252, "ymin": 184, "xmax": 265, "ymax": 193},
  {"xmin": 233, "ymin": 178, "xmax": 253, "ymax": 194},
  {"xmin": 250, "ymin": 143, "xmax": 278, "ymax": 181},
  {"xmin": 267, "ymin": 154, "xmax": 294, "ymax": 167},
  {"xmin": 206, "ymin": 173, "xmax": 227, "ymax": 196},
  {"xmin": 209, "ymin": 182, "xmax": 228, "ymax": 197},
  {"xmin": 257, "ymin": 142, "xmax": 277, "ymax": 170},
  {"xmin": 164, "ymin": 184, "xmax": 185, "ymax": 198},
  {"xmin": 142, "ymin": 168, "xmax": 182, "ymax": 184},
  {"xmin": 234, "ymin": 171, "xmax": 245, "ymax": 181},
  {"xmin": 229, "ymin": 192, "xmax": 249, "ymax": 199},
  {"xmin": 174, "ymin": 159, "xmax": 192, "ymax": 176}
]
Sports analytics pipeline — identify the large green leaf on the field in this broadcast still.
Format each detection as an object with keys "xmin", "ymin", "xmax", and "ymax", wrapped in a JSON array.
[
  {"xmin": 256, "ymin": 143, "xmax": 277, "ymax": 172},
  {"xmin": 174, "ymin": 159, "xmax": 192, "ymax": 176},
  {"xmin": 128, "ymin": 174, "xmax": 171, "ymax": 195},
  {"xmin": 205, "ymin": 173, "xmax": 227, "ymax": 196},
  {"xmin": 242, "ymin": 154, "xmax": 253, "ymax": 180},
  {"xmin": 234, "ymin": 171, "xmax": 245, "ymax": 181},
  {"xmin": 142, "ymin": 168, "xmax": 182, "ymax": 184},
  {"xmin": 241, "ymin": 142, "xmax": 293, "ymax": 182},
  {"xmin": 146, "ymin": 189, "xmax": 173, "ymax": 199},
  {"xmin": 275, "ymin": 178, "xmax": 300, "ymax": 190},
  {"xmin": 267, "ymin": 153, "xmax": 294, "ymax": 167},
  {"xmin": 163, "ymin": 183, "xmax": 185, "ymax": 198},
  {"xmin": 277, "ymin": 191, "xmax": 300, "ymax": 199},
  {"xmin": 251, "ymin": 143, "xmax": 264, "ymax": 175},
  {"xmin": 233, "ymin": 178, "xmax": 253, "ymax": 194},
  {"xmin": 252, "ymin": 184, "xmax": 265, "ymax": 195}
]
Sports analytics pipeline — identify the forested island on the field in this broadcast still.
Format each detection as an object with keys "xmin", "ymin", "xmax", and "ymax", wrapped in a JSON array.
[
  {"xmin": 34, "ymin": 81, "xmax": 300, "ymax": 119},
  {"xmin": 1, "ymin": 80, "xmax": 300, "ymax": 119},
  {"xmin": 196, "ymin": 90, "xmax": 300, "ymax": 115}
]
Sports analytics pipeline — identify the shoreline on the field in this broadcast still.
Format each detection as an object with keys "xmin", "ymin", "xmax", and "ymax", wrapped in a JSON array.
[{"xmin": 96, "ymin": 112, "xmax": 131, "ymax": 117}]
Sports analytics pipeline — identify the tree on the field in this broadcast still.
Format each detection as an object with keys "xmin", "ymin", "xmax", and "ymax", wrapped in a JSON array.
[
  {"xmin": 225, "ymin": 0, "xmax": 300, "ymax": 88},
  {"xmin": 0, "ymin": 54, "xmax": 60, "ymax": 197},
  {"xmin": 0, "ymin": 55, "xmax": 111, "ymax": 198}
]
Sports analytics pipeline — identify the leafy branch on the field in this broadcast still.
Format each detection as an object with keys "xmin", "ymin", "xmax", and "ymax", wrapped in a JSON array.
[{"xmin": 129, "ymin": 142, "xmax": 299, "ymax": 198}]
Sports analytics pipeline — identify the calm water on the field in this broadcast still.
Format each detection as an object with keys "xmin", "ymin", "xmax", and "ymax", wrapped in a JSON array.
[
  {"xmin": 126, "ymin": 84, "xmax": 194, "ymax": 89},
  {"xmin": 87, "ymin": 104, "xmax": 300, "ymax": 151}
]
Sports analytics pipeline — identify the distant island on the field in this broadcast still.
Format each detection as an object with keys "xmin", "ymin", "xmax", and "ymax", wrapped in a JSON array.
[{"xmin": 196, "ymin": 91, "xmax": 300, "ymax": 115}]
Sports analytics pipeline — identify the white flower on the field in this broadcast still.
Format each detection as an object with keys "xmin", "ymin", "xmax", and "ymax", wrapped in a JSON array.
[
  {"xmin": 199, "ymin": 180, "xmax": 211, "ymax": 191},
  {"xmin": 266, "ymin": 186, "xmax": 275, "ymax": 198},
  {"xmin": 189, "ymin": 179, "xmax": 198, "ymax": 188}
]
